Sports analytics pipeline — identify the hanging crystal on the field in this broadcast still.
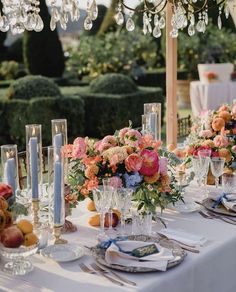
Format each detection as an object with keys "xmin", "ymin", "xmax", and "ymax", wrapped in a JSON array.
[
  {"xmin": 50, "ymin": 17, "xmax": 56, "ymax": 31},
  {"xmin": 218, "ymin": 6, "xmax": 222, "ymax": 30},
  {"xmin": 90, "ymin": 0, "xmax": 98, "ymax": 21},
  {"xmin": 126, "ymin": 17, "xmax": 135, "ymax": 32},
  {"xmin": 0, "ymin": 15, "xmax": 9, "ymax": 32},
  {"xmin": 115, "ymin": 11, "xmax": 124, "ymax": 25},
  {"xmin": 188, "ymin": 24, "xmax": 195, "ymax": 36},
  {"xmin": 84, "ymin": 15, "xmax": 93, "ymax": 30},
  {"xmin": 154, "ymin": 14, "xmax": 159, "ymax": 26},
  {"xmin": 225, "ymin": 3, "xmax": 230, "ymax": 19},
  {"xmin": 153, "ymin": 25, "xmax": 161, "ymax": 38},
  {"xmin": 170, "ymin": 28, "xmax": 178, "ymax": 38},
  {"xmin": 34, "ymin": 14, "xmax": 44, "ymax": 32},
  {"xmin": 159, "ymin": 15, "xmax": 165, "ymax": 29}
]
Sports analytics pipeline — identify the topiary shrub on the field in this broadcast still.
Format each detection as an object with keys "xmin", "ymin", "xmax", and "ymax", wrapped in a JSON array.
[
  {"xmin": 90, "ymin": 73, "xmax": 138, "ymax": 94},
  {"xmin": 7, "ymin": 75, "xmax": 61, "ymax": 100},
  {"xmin": 23, "ymin": 0, "xmax": 65, "ymax": 77}
]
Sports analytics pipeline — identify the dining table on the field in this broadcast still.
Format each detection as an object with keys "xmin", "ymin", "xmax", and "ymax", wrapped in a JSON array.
[
  {"xmin": 190, "ymin": 80, "xmax": 236, "ymax": 116},
  {"xmin": 1, "ymin": 185, "xmax": 236, "ymax": 292}
]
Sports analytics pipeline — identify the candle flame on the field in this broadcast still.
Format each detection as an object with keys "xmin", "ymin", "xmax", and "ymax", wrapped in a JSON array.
[{"xmin": 32, "ymin": 127, "xmax": 36, "ymax": 136}]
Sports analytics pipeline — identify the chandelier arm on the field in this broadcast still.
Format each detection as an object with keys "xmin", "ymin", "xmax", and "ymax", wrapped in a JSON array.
[
  {"xmin": 120, "ymin": 0, "xmax": 167, "ymax": 14},
  {"xmin": 185, "ymin": 0, "xmax": 226, "ymax": 14}
]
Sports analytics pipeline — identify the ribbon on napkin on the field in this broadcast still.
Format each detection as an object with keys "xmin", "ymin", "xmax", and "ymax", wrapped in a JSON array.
[
  {"xmin": 105, "ymin": 240, "xmax": 174, "ymax": 271},
  {"xmin": 209, "ymin": 192, "xmax": 236, "ymax": 212}
]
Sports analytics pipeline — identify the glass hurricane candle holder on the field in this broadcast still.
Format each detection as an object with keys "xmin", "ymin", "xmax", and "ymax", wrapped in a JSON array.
[
  {"xmin": 51, "ymin": 119, "xmax": 67, "ymax": 160},
  {"xmin": 143, "ymin": 103, "xmax": 162, "ymax": 141},
  {"xmin": 1, "ymin": 144, "xmax": 19, "ymax": 196},
  {"xmin": 48, "ymin": 146, "xmax": 67, "ymax": 244},
  {"xmin": 25, "ymin": 124, "xmax": 42, "ymax": 202}
]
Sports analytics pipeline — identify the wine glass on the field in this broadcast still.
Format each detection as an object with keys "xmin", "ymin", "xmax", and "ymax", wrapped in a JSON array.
[
  {"xmin": 102, "ymin": 178, "xmax": 116, "ymax": 235},
  {"xmin": 191, "ymin": 156, "xmax": 204, "ymax": 187},
  {"xmin": 114, "ymin": 188, "xmax": 133, "ymax": 235},
  {"xmin": 222, "ymin": 173, "xmax": 236, "ymax": 194},
  {"xmin": 198, "ymin": 149, "xmax": 211, "ymax": 188},
  {"xmin": 210, "ymin": 157, "xmax": 225, "ymax": 188},
  {"xmin": 92, "ymin": 187, "xmax": 112, "ymax": 241}
]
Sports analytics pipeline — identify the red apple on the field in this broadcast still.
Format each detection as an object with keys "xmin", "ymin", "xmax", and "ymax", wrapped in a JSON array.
[
  {"xmin": 104, "ymin": 213, "xmax": 119, "ymax": 228},
  {"xmin": 1, "ymin": 226, "xmax": 24, "ymax": 248}
]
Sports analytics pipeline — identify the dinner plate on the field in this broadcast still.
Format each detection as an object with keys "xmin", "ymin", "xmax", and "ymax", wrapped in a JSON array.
[
  {"xmin": 169, "ymin": 200, "xmax": 201, "ymax": 213},
  {"xmin": 90, "ymin": 235, "xmax": 186, "ymax": 273},
  {"xmin": 41, "ymin": 244, "xmax": 85, "ymax": 262},
  {"xmin": 202, "ymin": 198, "xmax": 236, "ymax": 217}
]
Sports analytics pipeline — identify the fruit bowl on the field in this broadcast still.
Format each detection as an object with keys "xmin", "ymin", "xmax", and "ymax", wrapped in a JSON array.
[{"xmin": 0, "ymin": 242, "xmax": 39, "ymax": 275}]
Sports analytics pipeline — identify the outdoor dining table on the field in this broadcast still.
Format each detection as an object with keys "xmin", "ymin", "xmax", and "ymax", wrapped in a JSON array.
[
  {"xmin": 1, "ymin": 185, "xmax": 236, "ymax": 292},
  {"xmin": 190, "ymin": 81, "xmax": 236, "ymax": 116}
]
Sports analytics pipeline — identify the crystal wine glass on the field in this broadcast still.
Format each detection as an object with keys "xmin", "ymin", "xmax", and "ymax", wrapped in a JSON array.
[
  {"xmin": 210, "ymin": 157, "xmax": 225, "ymax": 188},
  {"xmin": 92, "ymin": 186, "xmax": 112, "ymax": 241},
  {"xmin": 198, "ymin": 149, "xmax": 211, "ymax": 188},
  {"xmin": 102, "ymin": 178, "xmax": 116, "ymax": 234},
  {"xmin": 114, "ymin": 188, "xmax": 133, "ymax": 235},
  {"xmin": 222, "ymin": 173, "xmax": 236, "ymax": 194},
  {"xmin": 191, "ymin": 156, "xmax": 204, "ymax": 187}
]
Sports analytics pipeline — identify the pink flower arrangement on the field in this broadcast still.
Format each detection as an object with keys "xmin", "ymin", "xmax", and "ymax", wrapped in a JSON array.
[
  {"xmin": 63, "ymin": 126, "xmax": 183, "ymax": 211},
  {"xmin": 204, "ymin": 71, "xmax": 218, "ymax": 81}
]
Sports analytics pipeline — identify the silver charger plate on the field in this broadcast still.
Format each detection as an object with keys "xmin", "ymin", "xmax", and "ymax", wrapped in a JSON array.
[
  {"xmin": 90, "ymin": 235, "xmax": 186, "ymax": 273},
  {"xmin": 41, "ymin": 244, "xmax": 85, "ymax": 262},
  {"xmin": 202, "ymin": 198, "xmax": 236, "ymax": 217}
]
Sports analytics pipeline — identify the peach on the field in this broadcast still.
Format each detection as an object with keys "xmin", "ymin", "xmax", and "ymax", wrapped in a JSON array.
[
  {"xmin": 17, "ymin": 219, "xmax": 33, "ymax": 234},
  {"xmin": 1, "ymin": 226, "xmax": 24, "ymax": 248},
  {"xmin": 23, "ymin": 233, "xmax": 38, "ymax": 247}
]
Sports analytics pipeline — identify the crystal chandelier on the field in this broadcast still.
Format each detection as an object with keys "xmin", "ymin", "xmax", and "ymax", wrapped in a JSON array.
[{"xmin": 0, "ymin": 0, "xmax": 231, "ymax": 36}]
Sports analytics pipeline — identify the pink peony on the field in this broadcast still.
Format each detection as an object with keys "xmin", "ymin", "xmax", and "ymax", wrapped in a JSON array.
[
  {"xmin": 159, "ymin": 157, "xmax": 168, "ymax": 175},
  {"xmin": 232, "ymin": 145, "xmax": 236, "ymax": 154},
  {"xmin": 124, "ymin": 129, "xmax": 142, "ymax": 148},
  {"xmin": 125, "ymin": 153, "xmax": 143, "ymax": 172},
  {"xmin": 118, "ymin": 127, "xmax": 130, "ymax": 143},
  {"xmin": 199, "ymin": 129, "xmax": 213, "ymax": 138},
  {"xmin": 139, "ymin": 149, "xmax": 159, "ymax": 176},
  {"xmin": 102, "ymin": 135, "xmax": 117, "ymax": 146},
  {"xmin": 94, "ymin": 140, "xmax": 102, "ymax": 152},
  {"xmin": 211, "ymin": 151, "xmax": 220, "ymax": 157},
  {"xmin": 72, "ymin": 137, "xmax": 87, "ymax": 159},
  {"xmin": 98, "ymin": 142, "xmax": 113, "ymax": 153},
  {"xmin": 0, "ymin": 183, "xmax": 13, "ymax": 200},
  {"xmin": 213, "ymin": 135, "xmax": 229, "ymax": 148}
]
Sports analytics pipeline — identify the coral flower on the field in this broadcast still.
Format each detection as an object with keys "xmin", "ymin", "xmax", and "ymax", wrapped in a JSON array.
[
  {"xmin": 213, "ymin": 135, "xmax": 229, "ymax": 148},
  {"xmin": 125, "ymin": 153, "xmax": 143, "ymax": 172},
  {"xmin": 212, "ymin": 117, "xmax": 225, "ymax": 132},
  {"xmin": 144, "ymin": 172, "xmax": 160, "ymax": 184},
  {"xmin": 139, "ymin": 149, "xmax": 159, "ymax": 176},
  {"xmin": 85, "ymin": 164, "xmax": 99, "ymax": 179}
]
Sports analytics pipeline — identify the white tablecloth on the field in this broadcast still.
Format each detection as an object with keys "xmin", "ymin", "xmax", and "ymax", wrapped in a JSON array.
[
  {"xmin": 190, "ymin": 81, "xmax": 236, "ymax": 116},
  {"xmin": 1, "ymin": 187, "xmax": 236, "ymax": 292}
]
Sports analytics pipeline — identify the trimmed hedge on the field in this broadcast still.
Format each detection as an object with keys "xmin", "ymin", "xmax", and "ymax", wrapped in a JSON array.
[
  {"xmin": 7, "ymin": 75, "xmax": 61, "ymax": 100},
  {"xmin": 0, "ymin": 96, "xmax": 84, "ymax": 150}
]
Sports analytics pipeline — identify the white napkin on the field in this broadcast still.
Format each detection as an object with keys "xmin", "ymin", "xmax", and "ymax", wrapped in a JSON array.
[
  {"xmin": 105, "ymin": 240, "xmax": 174, "ymax": 271},
  {"xmin": 208, "ymin": 192, "xmax": 236, "ymax": 212},
  {"xmin": 158, "ymin": 228, "xmax": 207, "ymax": 246}
]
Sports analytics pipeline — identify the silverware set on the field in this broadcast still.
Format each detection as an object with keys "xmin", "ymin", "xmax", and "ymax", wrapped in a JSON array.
[
  {"xmin": 79, "ymin": 262, "xmax": 136, "ymax": 286},
  {"xmin": 198, "ymin": 210, "xmax": 236, "ymax": 225}
]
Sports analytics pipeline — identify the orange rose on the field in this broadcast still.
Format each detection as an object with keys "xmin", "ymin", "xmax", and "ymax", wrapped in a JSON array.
[
  {"xmin": 85, "ymin": 164, "xmax": 99, "ymax": 179},
  {"xmin": 219, "ymin": 111, "xmax": 232, "ymax": 122},
  {"xmin": 212, "ymin": 117, "xmax": 225, "ymax": 132},
  {"xmin": 125, "ymin": 153, "xmax": 143, "ymax": 172},
  {"xmin": 144, "ymin": 172, "xmax": 160, "ymax": 184},
  {"xmin": 218, "ymin": 148, "xmax": 232, "ymax": 163},
  {"xmin": 202, "ymin": 139, "xmax": 215, "ymax": 148}
]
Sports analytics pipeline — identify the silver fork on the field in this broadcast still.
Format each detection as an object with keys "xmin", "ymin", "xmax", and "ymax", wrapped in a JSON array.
[
  {"xmin": 91, "ymin": 262, "xmax": 136, "ymax": 286},
  {"xmin": 79, "ymin": 263, "xmax": 124, "ymax": 286},
  {"xmin": 199, "ymin": 210, "xmax": 236, "ymax": 225}
]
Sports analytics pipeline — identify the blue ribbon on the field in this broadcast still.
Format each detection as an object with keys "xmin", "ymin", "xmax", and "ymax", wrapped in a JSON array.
[
  {"xmin": 99, "ymin": 236, "xmax": 130, "ymax": 254},
  {"xmin": 212, "ymin": 193, "xmax": 228, "ymax": 209}
]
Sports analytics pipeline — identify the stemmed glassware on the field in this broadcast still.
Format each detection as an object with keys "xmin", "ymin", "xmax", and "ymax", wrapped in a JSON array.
[
  {"xmin": 92, "ymin": 186, "xmax": 112, "ymax": 241},
  {"xmin": 114, "ymin": 188, "xmax": 133, "ymax": 235},
  {"xmin": 192, "ymin": 156, "xmax": 205, "ymax": 187},
  {"xmin": 198, "ymin": 149, "xmax": 211, "ymax": 187},
  {"xmin": 210, "ymin": 157, "xmax": 225, "ymax": 188},
  {"xmin": 222, "ymin": 173, "xmax": 236, "ymax": 194}
]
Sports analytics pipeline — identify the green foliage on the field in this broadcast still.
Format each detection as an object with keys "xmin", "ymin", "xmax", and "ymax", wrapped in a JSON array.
[
  {"xmin": 90, "ymin": 73, "xmax": 138, "ymax": 94},
  {"xmin": 66, "ymin": 28, "xmax": 157, "ymax": 79},
  {"xmin": 7, "ymin": 75, "xmax": 61, "ymax": 100},
  {"xmin": 0, "ymin": 61, "xmax": 19, "ymax": 80},
  {"xmin": 0, "ymin": 95, "xmax": 84, "ymax": 149},
  {"xmin": 23, "ymin": 0, "xmax": 65, "ymax": 77},
  {"xmin": 178, "ymin": 22, "xmax": 236, "ymax": 75}
]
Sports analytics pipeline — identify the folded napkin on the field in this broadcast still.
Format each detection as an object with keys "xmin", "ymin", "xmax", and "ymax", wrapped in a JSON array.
[
  {"xmin": 208, "ymin": 192, "xmax": 236, "ymax": 212},
  {"xmin": 105, "ymin": 240, "xmax": 174, "ymax": 271},
  {"xmin": 158, "ymin": 228, "xmax": 207, "ymax": 246}
]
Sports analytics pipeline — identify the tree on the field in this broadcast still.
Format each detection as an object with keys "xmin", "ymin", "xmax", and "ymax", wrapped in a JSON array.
[
  {"xmin": 98, "ymin": 0, "xmax": 117, "ymax": 35},
  {"xmin": 23, "ymin": 0, "xmax": 65, "ymax": 77},
  {"xmin": 85, "ymin": 5, "xmax": 107, "ymax": 36}
]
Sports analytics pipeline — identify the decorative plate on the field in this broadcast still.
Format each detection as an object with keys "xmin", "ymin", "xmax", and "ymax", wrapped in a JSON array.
[
  {"xmin": 169, "ymin": 200, "xmax": 201, "ymax": 213},
  {"xmin": 90, "ymin": 235, "xmax": 186, "ymax": 273},
  {"xmin": 41, "ymin": 244, "xmax": 85, "ymax": 262},
  {"xmin": 202, "ymin": 198, "xmax": 236, "ymax": 217}
]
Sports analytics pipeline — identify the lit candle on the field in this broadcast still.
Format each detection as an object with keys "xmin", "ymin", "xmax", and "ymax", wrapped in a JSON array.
[
  {"xmin": 53, "ymin": 161, "xmax": 62, "ymax": 225},
  {"xmin": 4, "ymin": 157, "xmax": 16, "ymax": 194},
  {"xmin": 53, "ymin": 133, "xmax": 63, "ymax": 160},
  {"xmin": 29, "ymin": 137, "xmax": 39, "ymax": 200}
]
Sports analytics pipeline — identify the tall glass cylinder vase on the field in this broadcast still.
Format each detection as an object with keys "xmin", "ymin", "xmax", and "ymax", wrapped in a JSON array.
[
  {"xmin": 48, "ymin": 146, "xmax": 65, "ymax": 228},
  {"xmin": 51, "ymin": 119, "xmax": 68, "ymax": 182},
  {"xmin": 144, "ymin": 103, "xmax": 162, "ymax": 141},
  {"xmin": 25, "ymin": 124, "xmax": 42, "ymax": 203},
  {"xmin": 142, "ymin": 113, "xmax": 158, "ymax": 140},
  {"xmin": 1, "ymin": 144, "xmax": 19, "ymax": 197}
]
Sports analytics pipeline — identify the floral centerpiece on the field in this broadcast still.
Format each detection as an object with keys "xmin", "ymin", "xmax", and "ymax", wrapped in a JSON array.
[
  {"xmin": 62, "ymin": 127, "xmax": 183, "ymax": 214},
  {"xmin": 204, "ymin": 71, "xmax": 218, "ymax": 82},
  {"xmin": 174, "ymin": 102, "xmax": 236, "ymax": 171}
]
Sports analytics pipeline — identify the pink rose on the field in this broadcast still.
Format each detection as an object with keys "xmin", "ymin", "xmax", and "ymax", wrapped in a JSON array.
[
  {"xmin": 94, "ymin": 140, "xmax": 102, "ymax": 152},
  {"xmin": 159, "ymin": 157, "xmax": 168, "ymax": 175},
  {"xmin": 125, "ymin": 153, "xmax": 143, "ymax": 172},
  {"xmin": 102, "ymin": 135, "xmax": 117, "ymax": 146},
  {"xmin": 98, "ymin": 142, "xmax": 113, "ymax": 153},
  {"xmin": 211, "ymin": 151, "xmax": 220, "ymax": 157},
  {"xmin": 213, "ymin": 135, "xmax": 229, "ymax": 148},
  {"xmin": 199, "ymin": 129, "xmax": 213, "ymax": 138},
  {"xmin": 139, "ymin": 149, "xmax": 159, "ymax": 176},
  {"xmin": 118, "ymin": 127, "xmax": 130, "ymax": 143},
  {"xmin": 0, "ymin": 183, "xmax": 13, "ymax": 200},
  {"xmin": 72, "ymin": 137, "xmax": 87, "ymax": 159},
  {"xmin": 124, "ymin": 129, "xmax": 142, "ymax": 148},
  {"xmin": 232, "ymin": 145, "xmax": 236, "ymax": 154}
]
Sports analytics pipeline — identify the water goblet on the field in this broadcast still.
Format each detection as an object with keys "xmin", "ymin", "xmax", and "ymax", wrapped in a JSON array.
[
  {"xmin": 102, "ymin": 178, "xmax": 116, "ymax": 234},
  {"xmin": 191, "ymin": 156, "xmax": 204, "ymax": 187},
  {"xmin": 114, "ymin": 188, "xmax": 133, "ymax": 235},
  {"xmin": 210, "ymin": 157, "xmax": 225, "ymax": 188},
  {"xmin": 222, "ymin": 173, "xmax": 236, "ymax": 194},
  {"xmin": 198, "ymin": 149, "xmax": 211, "ymax": 188},
  {"xmin": 92, "ymin": 187, "xmax": 111, "ymax": 241}
]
